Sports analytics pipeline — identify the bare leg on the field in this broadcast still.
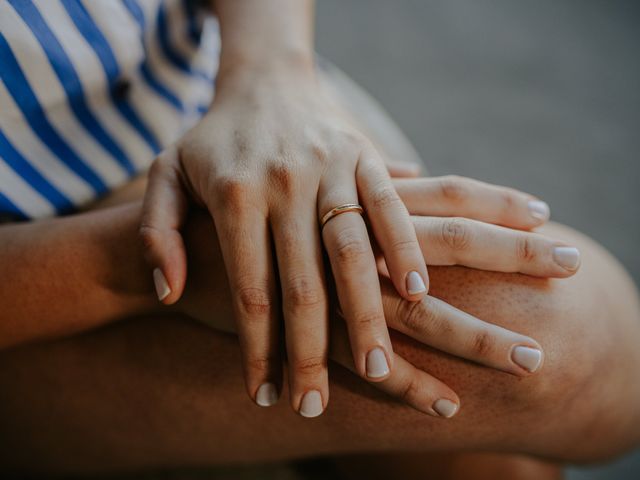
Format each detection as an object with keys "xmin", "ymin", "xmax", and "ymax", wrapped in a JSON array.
[{"xmin": 1, "ymin": 221, "xmax": 638, "ymax": 475}]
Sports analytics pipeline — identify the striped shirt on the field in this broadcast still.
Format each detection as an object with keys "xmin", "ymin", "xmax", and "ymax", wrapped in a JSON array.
[{"xmin": 0, "ymin": 0, "xmax": 219, "ymax": 220}]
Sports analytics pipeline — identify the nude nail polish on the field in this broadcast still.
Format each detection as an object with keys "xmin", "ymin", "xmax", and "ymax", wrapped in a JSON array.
[
  {"xmin": 299, "ymin": 390, "xmax": 323, "ymax": 418},
  {"xmin": 528, "ymin": 200, "xmax": 550, "ymax": 221},
  {"xmin": 511, "ymin": 346, "xmax": 543, "ymax": 373},
  {"xmin": 153, "ymin": 268, "xmax": 170, "ymax": 301},
  {"xmin": 256, "ymin": 383, "xmax": 278, "ymax": 407},
  {"xmin": 406, "ymin": 271, "xmax": 427, "ymax": 295},
  {"xmin": 433, "ymin": 399, "xmax": 459, "ymax": 418},
  {"xmin": 366, "ymin": 348, "xmax": 390, "ymax": 378},
  {"xmin": 553, "ymin": 247, "xmax": 581, "ymax": 271}
]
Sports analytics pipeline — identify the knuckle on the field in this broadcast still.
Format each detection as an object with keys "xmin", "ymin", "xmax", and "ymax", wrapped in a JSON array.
[
  {"xmin": 499, "ymin": 188, "xmax": 517, "ymax": 213},
  {"xmin": 400, "ymin": 376, "xmax": 419, "ymax": 403},
  {"xmin": 138, "ymin": 224, "xmax": 161, "ymax": 252},
  {"xmin": 352, "ymin": 309, "xmax": 385, "ymax": 329},
  {"xmin": 399, "ymin": 297, "xmax": 447, "ymax": 336},
  {"xmin": 334, "ymin": 229, "xmax": 370, "ymax": 265},
  {"xmin": 516, "ymin": 235, "xmax": 538, "ymax": 263},
  {"xmin": 438, "ymin": 175, "xmax": 470, "ymax": 203},
  {"xmin": 237, "ymin": 286, "xmax": 272, "ymax": 315},
  {"xmin": 390, "ymin": 237, "xmax": 420, "ymax": 255},
  {"xmin": 292, "ymin": 355, "xmax": 327, "ymax": 377},
  {"xmin": 400, "ymin": 300, "xmax": 428, "ymax": 332},
  {"xmin": 244, "ymin": 355, "xmax": 274, "ymax": 374},
  {"xmin": 214, "ymin": 176, "xmax": 251, "ymax": 211},
  {"xmin": 285, "ymin": 275, "xmax": 323, "ymax": 308},
  {"xmin": 469, "ymin": 329, "xmax": 495, "ymax": 357},
  {"xmin": 266, "ymin": 161, "xmax": 296, "ymax": 196},
  {"xmin": 440, "ymin": 218, "xmax": 472, "ymax": 251},
  {"xmin": 370, "ymin": 185, "xmax": 402, "ymax": 210},
  {"xmin": 421, "ymin": 297, "xmax": 453, "ymax": 336}
]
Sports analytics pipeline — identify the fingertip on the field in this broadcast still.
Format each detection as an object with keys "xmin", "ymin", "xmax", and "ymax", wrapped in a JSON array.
[
  {"xmin": 405, "ymin": 270, "xmax": 428, "ymax": 298},
  {"xmin": 432, "ymin": 398, "xmax": 460, "ymax": 418},
  {"xmin": 366, "ymin": 347, "xmax": 392, "ymax": 381},
  {"xmin": 510, "ymin": 344, "xmax": 545, "ymax": 375},
  {"xmin": 298, "ymin": 390, "xmax": 325, "ymax": 418},
  {"xmin": 152, "ymin": 263, "xmax": 186, "ymax": 305},
  {"xmin": 553, "ymin": 246, "xmax": 581, "ymax": 273},
  {"xmin": 255, "ymin": 382, "xmax": 280, "ymax": 407},
  {"xmin": 528, "ymin": 200, "xmax": 551, "ymax": 224},
  {"xmin": 153, "ymin": 267, "xmax": 172, "ymax": 303}
]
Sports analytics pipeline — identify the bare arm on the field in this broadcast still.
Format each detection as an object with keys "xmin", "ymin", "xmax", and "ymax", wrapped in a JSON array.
[{"xmin": 0, "ymin": 206, "xmax": 155, "ymax": 349}]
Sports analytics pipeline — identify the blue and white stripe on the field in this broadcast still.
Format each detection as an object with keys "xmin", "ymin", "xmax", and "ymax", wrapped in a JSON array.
[{"xmin": 0, "ymin": 0, "xmax": 218, "ymax": 220}]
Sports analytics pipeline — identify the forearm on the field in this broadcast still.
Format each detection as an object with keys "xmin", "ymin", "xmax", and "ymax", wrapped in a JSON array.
[
  {"xmin": 0, "ymin": 204, "xmax": 156, "ymax": 349},
  {"xmin": 213, "ymin": 0, "xmax": 315, "ymax": 78}
]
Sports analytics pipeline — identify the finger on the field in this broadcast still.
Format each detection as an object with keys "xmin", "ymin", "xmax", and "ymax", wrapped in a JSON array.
[
  {"xmin": 329, "ymin": 317, "xmax": 460, "ymax": 417},
  {"xmin": 394, "ymin": 175, "xmax": 551, "ymax": 229},
  {"xmin": 386, "ymin": 161, "xmax": 422, "ymax": 178},
  {"xmin": 380, "ymin": 278, "xmax": 544, "ymax": 376},
  {"xmin": 139, "ymin": 146, "xmax": 189, "ymax": 304},
  {"xmin": 212, "ymin": 205, "xmax": 282, "ymax": 408},
  {"xmin": 319, "ymin": 174, "xmax": 394, "ymax": 383},
  {"xmin": 271, "ymin": 201, "xmax": 329, "ymax": 418},
  {"xmin": 413, "ymin": 216, "xmax": 581, "ymax": 276},
  {"xmin": 357, "ymin": 147, "xmax": 429, "ymax": 301}
]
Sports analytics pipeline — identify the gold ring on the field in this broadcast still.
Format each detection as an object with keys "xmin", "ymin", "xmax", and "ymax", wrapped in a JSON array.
[{"xmin": 320, "ymin": 203, "xmax": 364, "ymax": 229}]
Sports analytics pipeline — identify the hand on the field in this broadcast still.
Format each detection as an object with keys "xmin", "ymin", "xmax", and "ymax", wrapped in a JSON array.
[
  {"xmin": 140, "ymin": 65, "xmax": 433, "ymax": 415},
  {"xmin": 391, "ymin": 175, "xmax": 580, "ymax": 277},
  {"xmin": 175, "ymin": 175, "xmax": 579, "ymax": 417}
]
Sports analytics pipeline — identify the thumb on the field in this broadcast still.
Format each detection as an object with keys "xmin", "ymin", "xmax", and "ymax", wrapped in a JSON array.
[{"xmin": 140, "ymin": 146, "xmax": 189, "ymax": 304}]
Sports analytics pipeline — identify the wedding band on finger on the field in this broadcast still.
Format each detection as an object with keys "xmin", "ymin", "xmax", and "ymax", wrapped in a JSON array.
[{"xmin": 320, "ymin": 203, "xmax": 364, "ymax": 230}]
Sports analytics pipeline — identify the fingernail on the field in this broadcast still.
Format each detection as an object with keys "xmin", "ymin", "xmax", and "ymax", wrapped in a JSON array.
[
  {"xmin": 256, "ymin": 383, "xmax": 279, "ymax": 407},
  {"xmin": 528, "ymin": 200, "xmax": 550, "ymax": 221},
  {"xmin": 153, "ymin": 268, "xmax": 171, "ymax": 301},
  {"xmin": 553, "ymin": 246, "xmax": 581, "ymax": 271},
  {"xmin": 433, "ymin": 399, "xmax": 459, "ymax": 418},
  {"xmin": 366, "ymin": 348, "xmax": 390, "ymax": 378},
  {"xmin": 299, "ymin": 390, "xmax": 323, "ymax": 418},
  {"xmin": 406, "ymin": 271, "xmax": 427, "ymax": 295},
  {"xmin": 511, "ymin": 346, "xmax": 543, "ymax": 372}
]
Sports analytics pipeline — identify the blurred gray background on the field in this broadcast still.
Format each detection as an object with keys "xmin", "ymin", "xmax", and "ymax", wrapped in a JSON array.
[{"xmin": 316, "ymin": 0, "xmax": 639, "ymax": 479}]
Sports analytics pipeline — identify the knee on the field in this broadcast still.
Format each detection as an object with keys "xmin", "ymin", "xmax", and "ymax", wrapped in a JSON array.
[
  {"xmin": 413, "ymin": 224, "xmax": 640, "ymax": 461},
  {"xmin": 518, "ymin": 225, "xmax": 640, "ymax": 462}
]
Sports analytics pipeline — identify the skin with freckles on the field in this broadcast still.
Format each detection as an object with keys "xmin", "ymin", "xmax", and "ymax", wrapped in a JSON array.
[{"xmin": 1, "ymin": 219, "xmax": 638, "ymax": 475}]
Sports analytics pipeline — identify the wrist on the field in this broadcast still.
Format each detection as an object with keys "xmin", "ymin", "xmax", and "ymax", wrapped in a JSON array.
[
  {"xmin": 217, "ymin": 48, "xmax": 316, "ymax": 87},
  {"xmin": 215, "ymin": 0, "xmax": 316, "ymax": 84}
]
